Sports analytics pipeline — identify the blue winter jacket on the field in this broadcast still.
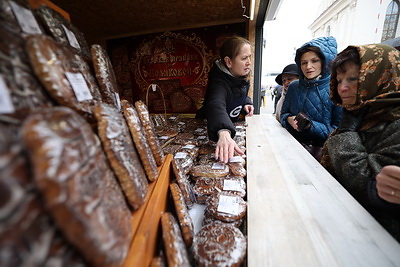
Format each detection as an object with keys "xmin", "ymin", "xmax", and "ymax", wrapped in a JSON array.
[{"xmin": 280, "ymin": 36, "xmax": 342, "ymax": 147}]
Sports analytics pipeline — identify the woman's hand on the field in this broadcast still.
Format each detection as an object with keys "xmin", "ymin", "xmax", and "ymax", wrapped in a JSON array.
[
  {"xmin": 244, "ymin": 105, "xmax": 254, "ymax": 116},
  {"xmin": 215, "ymin": 130, "xmax": 244, "ymax": 163},
  {"xmin": 287, "ymin": 116, "xmax": 299, "ymax": 131},
  {"xmin": 376, "ymin": 165, "xmax": 400, "ymax": 204}
]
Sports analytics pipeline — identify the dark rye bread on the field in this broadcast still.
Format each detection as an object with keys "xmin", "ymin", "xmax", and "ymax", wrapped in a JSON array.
[
  {"xmin": 192, "ymin": 221, "xmax": 247, "ymax": 267},
  {"xmin": 169, "ymin": 183, "xmax": 195, "ymax": 247},
  {"xmin": 91, "ymin": 44, "xmax": 120, "ymax": 108},
  {"xmin": 135, "ymin": 100, "xmax": 165, "ymax": 166},
  {"xmin": 25, "ymin": 34, "xmax": 101, "ymax": 125},
  {"xmin": 160, "ymin": 212, "xmax": 191, "ymax": 267},
  {"xmin": 21, "ymin": 107, "xmax": 132, "ymax": 266},
  {"xmin": 0, "ymin": 124, "xmax": 85, "ymax": 266},
  {"xmin": 121, "ymin": 100, "xmax": 158, "ymax": 182},
  {"xmin": 0, "ymin": 25, "xmax": 53, "ymax": 123},
  {"xmin": 94, "ymin": 103, "xmax": 149, "ymax": 209}
]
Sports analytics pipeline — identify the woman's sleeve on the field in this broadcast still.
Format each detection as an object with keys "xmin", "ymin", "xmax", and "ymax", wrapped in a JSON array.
[
  {"xmin": 280, "ymin": 85, "xmax": 294, "ymax": 128},
  {"xmin": 326, "ymin": 120, "xmax": 400, "ymax": 205},
  {"xmin": 205, "ymin": 82, "xmax": 236, "ymax": 142}
]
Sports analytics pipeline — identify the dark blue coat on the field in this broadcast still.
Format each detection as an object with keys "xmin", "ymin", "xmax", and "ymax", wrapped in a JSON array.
[{"xmin": 280, "ymin": 36, "xmax": 342, "ymax": 146}]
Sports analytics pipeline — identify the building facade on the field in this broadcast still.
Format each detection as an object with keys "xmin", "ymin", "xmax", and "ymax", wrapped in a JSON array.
[{"xmin": 310, "ymin": 0, "xmax": 400, "ymax": 52}]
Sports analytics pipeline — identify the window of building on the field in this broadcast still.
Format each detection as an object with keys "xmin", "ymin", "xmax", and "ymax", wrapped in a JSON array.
[
  {"xmin": 381, "ymin": 0, "xmax": 400, "ymax": 42},
  {"xmin": 326, "ymin": 25, "xmax": 331, "ymax": 36}
]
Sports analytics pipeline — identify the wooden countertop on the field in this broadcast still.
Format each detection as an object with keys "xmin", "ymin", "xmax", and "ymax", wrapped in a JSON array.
[{"xmin": 246, "ymin": 114, "xmax": 400, "ymax": 267}]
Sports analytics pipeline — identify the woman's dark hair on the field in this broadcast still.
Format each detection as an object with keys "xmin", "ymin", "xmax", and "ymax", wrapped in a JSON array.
[
  {"xmin": 219, "ymin": 36, "xmax": 250, "ymax": 66},
  {"xmin": 297, "ymin": 46, "xmax": 325, "ymax": 67}
]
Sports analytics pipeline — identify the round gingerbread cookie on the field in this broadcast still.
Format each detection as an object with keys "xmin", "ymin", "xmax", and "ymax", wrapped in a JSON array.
[
  {"xmin": 192, "ymin": 221, "xmax": 247, "ymax": 267},
  {"xmin": 206, "ymin": 191, "xmax": 247, "ymax": 223}
]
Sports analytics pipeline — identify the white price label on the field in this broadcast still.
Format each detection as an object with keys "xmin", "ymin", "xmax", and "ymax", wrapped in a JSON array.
[
  {"xmin": 182, "ymin": 144, "xmax": 195, "ymax": 149},
  {"xmin": 10, "ymin": 1, "xmax": 42, "ymax": 34},
  {"xmin": 114, "ymin": 92, "xmax": 121, "ymax": 110},
  {"xmin": 228, "ymin": 156, "xmax": 243, "ymax": 163},
  {"xmin": 62, "ymin": 25, "xmax": 80, "ymax": 49},
  {"xmin": 217, "ymin": 195, "xmax": 241, "ymax": 215},
  {"xmin": 223, "ymin": 179, "xmax": 242, "ymax": 192},
  {"xmin": 65, "ymin": 72, "xmax": 93, "ymax": 102},
  {"xmin": 0, "ymin": 75, "xmax": 15, "ymax": 114},
  {"xmin": 212, "ymin": 162, "xmax": 225, "ymax": 170},
  {"xmin": 174, "ymin": 152, "xmax": 187, "ymax": 159},
  {"xmin": 151, "ymin": 84, "xmax": 157, "ymax": 91}
]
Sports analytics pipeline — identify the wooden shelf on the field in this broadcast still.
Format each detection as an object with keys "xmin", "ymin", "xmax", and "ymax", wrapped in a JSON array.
[{"xmin": 124, "ymin": 154, "xmax": 173, "ymax": 267}]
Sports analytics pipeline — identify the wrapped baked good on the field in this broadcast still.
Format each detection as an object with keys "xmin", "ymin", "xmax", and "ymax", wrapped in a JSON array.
[
  {"xmin": 121, "ymin": 100, "xmax": 158, "ymax": 182},
  {"xmin": 192, "ymin": 221, "xmax": 247, "ymax": 267},
  {"xmin": 190, "ymin": 163, "xmax": 230, "ymax": 178},
  {"xmin": 173, "ymin": 132, "xmax": 197, "ymax": 145},
  {"xmin": 172, "ymin": 157, "xmax": 196, "ymax": 208},
  {"xmin": 21, "ymin": 106, "xmax": 132, "ymax": 266},
  {"xmin": 160, "ymin": 212, "xmax": 191, "ymax": 267},
  {"xmin": 174, "ymin": 151, "xmax": 194, "ymax": 174},
  {"xmin": 202, "ymin": 210, "xmax": 243, "ymax": 228},
  {"xmin": 206, "ymin": 191, "xmax": 247, "ymax": 223},
  {"xmin": 91, "ymin": 44, "xmax": 120, "ymax": 108},
  {"xmin": 227, "ymin": 156, "xmax": 247, "ymax": 178},
  {"xmin": 197, "ymin": 154, "xmax": 217, "ymax": 165},
  {"xmin": 34, "ymin": 5, "xmax": 91, "ymax": 61},
  {"xmin": 192, "ymin": 177, "xmax": 224, "ymax": 204},
  {"xmin": 135, "ymin": 100, "xmax": 165, "ymax": 166},
  {"xmin": 198, "ymin": 143, "xmax": 216, "ymax": 155},
  {"xmin": 0, "ymin": 26, "xmax": 52, "ymax": 123},
  {"xmin": 0, "ymin": 124, "xmax": 85, "ymax": 266},
  {"xmin": 170, "ymin": 183, "xmax": 195, "ymax": 247},
  {"xmin": 94, "ymin": 103, "xmax": 149, "ymax": 208},
  {"xmin": 25, "ymin": 34, "xmax": 102, "ymax": 125},
  {"xmin": 162, "ymin": 144, "xmax": 181, "ymax": 155}
]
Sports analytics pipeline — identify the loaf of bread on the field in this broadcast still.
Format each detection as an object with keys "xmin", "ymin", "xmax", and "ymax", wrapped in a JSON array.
[
  {"xmin": 94, "ymin": 103, "xmax": 149, "ymax": 209},
  {"xmin": 21, "ymin": 106, "xmax": 133, "ymax": 266},
  {"xmin": 169, "ymin": 183, "xmax": 195, "ymax": 247},
  {"xmin": 121, "ymin": 100, "xmax": 159, "ymax": 182},
  {"xmin": 91, "ymin": 44, "xmax": 120, "ymax": 108},
  {"xmin": 135, "ymin": 100, "xmax": 165, "ymax": 166},
  {"xmin": 0, "ymin": 124, "xmax": 86, "ymax": 266},
  {"xmin": 160, "ymin": 212, "xmax": 191, "ymax": 267},
  {"xmin": 202, "ymin": 210, "xmax": 243, "ymax": 228},
  {"xmin": 190, "ymin": 163, "xmax": 229, "ymax": 178},
  {"xmin": 192, "ymin": 221, "xmax": 247, "ymax": 267},
  {"xmin": 0, "ymin": 26, "xmax": 53, "ymax": 122},
  {"xmin": 25, "ymin": 35, "xmax": 102, "ymax": 125},
  {"xmin": 171, "ymin": 158, "xmax": 196, "ymax": 208}
]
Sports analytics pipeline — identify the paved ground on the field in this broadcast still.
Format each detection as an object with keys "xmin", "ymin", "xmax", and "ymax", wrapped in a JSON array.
[{"xmin": 259, "ymin": 95, "xmax": 275, "ymax": 115}]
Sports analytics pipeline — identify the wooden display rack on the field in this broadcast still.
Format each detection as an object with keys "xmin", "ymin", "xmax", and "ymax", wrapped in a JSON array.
[{"xmin": 124, "ymin": 154, "xmax": 173, "ymax": 267}]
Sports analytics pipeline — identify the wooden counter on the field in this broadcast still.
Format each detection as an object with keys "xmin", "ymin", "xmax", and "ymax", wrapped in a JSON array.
[{"xmin": 246, "ymin": 114, "xmax": 400, "ymax": 267}]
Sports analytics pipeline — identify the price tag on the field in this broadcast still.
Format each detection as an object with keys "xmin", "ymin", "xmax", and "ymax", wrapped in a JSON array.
[
  {"xmin": 197, "ymin": 135, "xmax": 206, "ymax": 140},
  {"xmin": 65, "ymin": 72, "xmax": 93, "ymax": 102},
  {"xmin": 212, "ymin": 162, "xmax": 225, "ymax": 170},
  {"xmin": 169, "ymin": 116, "xmax": 177, "ymax": 120},
  {"xmin": 159, "ymin": 136, "xmax": 169, "ymax": 140},
  {"xmin": 236, "ymin": 131, "xmax": 246, "ymax": 137},
  {"xmin": 114, "ymin": 92, "xmax": 121, "ymax": 110},
  {"xmin": 182, "ymin": 144, "xmax": 195, "ymax": 149},
  {"xmin": 10, "ymin": 1, "xmax": 42, "ymax": 34},
  {"xmin": 151, "ymin": 84, "xmax": 157, "ymax": 91},
  {"xmin": 62, "ymin": 25, "xmax": 80, "ymax": 49},
  {"xmin": 217, "ymin": 195, "xmax": 240, "ymax": 215},
  {"xmin": 228, "ymin": 156, "xmax": 243, "ymax": 163},
  {"xmin": 236, "ymin": 125, "xmax": 244, "ymax": 129},
  {"xmin": 223, "ymin": 179, "xmax": 242, "ymax": 192},
  {"xmin": 0, "ymin": 75, "xmax": 15, "ymax": 114},
  {"xmin": 174, "ymin": 152, "xmax": 187, "ymax": 159}
]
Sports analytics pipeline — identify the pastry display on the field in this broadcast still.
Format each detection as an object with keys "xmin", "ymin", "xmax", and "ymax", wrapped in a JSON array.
[
  {"xmin": 135, "ymin": 100, "xmax": 165, "ymax": 166},
  {"xmin": 122, "ymin": 100, "xmax": 159, "ymax": 182},
  {"xmin": 94, "ymin": 103, "xmax": 149, "ymax": 209},
  {"xmin": 21, "ymin": 106, "xmax": 132, "ymax": 266},
  {"xmin": 192, "ymin": 221, "xmax": 247, "ymax": 267},
  {"xmin": 170, "ymin": 183, "xmax": 195, "ymax": 247},
  {"xmin": 160, "ymin": 212, "xmax": 191, "ymax": 267}
]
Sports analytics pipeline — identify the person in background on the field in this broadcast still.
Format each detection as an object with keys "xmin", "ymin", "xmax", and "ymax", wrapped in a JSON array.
[
  {"xmin": 196, "ymin": 36, "xmax": 254, "ymax": 163},
  {"xmin": 275, "ymin": 63, "xmax": 299, "ymax": 122},
  {"xmin": 321, "ymin": 44, "xmax": 400, "ymax": 241},
  {"xmin": 260, "ymin": 85, "xmax": 267, "ymax": 107},
  {"xmin": 280, "ymin": 36, "xmax": 342, "ymax": 161},
  {"xmin": 272, "ymin": 84, "xmax": 283, "ymax": 114}
]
